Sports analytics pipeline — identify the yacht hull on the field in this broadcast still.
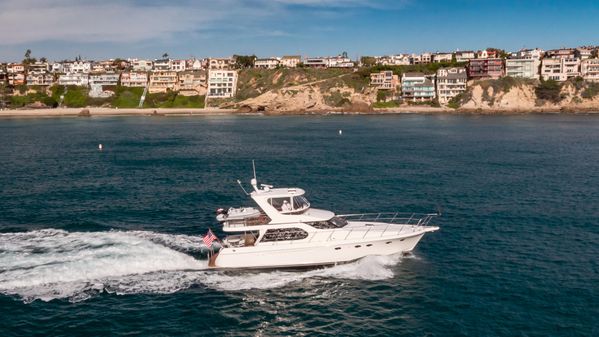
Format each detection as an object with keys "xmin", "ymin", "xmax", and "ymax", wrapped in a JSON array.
[{"xmin": 212, "ymin": 232, "xmax": 429, "ymax": 269}]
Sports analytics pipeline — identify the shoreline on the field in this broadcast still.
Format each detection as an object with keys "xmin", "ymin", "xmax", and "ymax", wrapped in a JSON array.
[{"xmin": 1, "ymin": 106, "xmax": 599, "ymax": 118}]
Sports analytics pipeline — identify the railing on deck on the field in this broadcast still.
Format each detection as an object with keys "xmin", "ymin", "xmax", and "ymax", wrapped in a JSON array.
[{"xmin": 337, "ymin": 212, "xmax": 438, "ymax": 226}]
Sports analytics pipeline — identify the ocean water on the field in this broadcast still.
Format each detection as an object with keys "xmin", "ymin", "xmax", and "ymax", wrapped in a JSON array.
[{"xmin": 0, "ymin": 115, "xmax": 597, "ymax": 337}]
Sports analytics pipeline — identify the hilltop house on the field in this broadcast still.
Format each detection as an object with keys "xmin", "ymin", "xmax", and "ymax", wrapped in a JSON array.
[
  {"xmin": 544, "ymin": 48, "xmax": 577, "ymax": 59},
  {"xmin": 436, "ymin": 67, "xmax": 467, "ymax": 104},
  {"xmin": 207, "ymin": 70, "xmax": 237, "ymax": 98},
  {"xmin": 170, "ymin": 60, "xmax": 187, "ymax": 72},
  {"xmin": 254, "ymin": 58, "xmax": 280, "ymax": 69},
  {"xmin": 304, "ymin": 57, "xmax": 328, "ymax": 68},
  {"xmin": 467, "ymin": 58, "xmax": 504, "ymax": 79},
  {"xmin": 581, "ymin": 59, "xmax": 599, "ymax": 82},
  {"xmin": 477, "ymin": 49, "xmax": 498, "ymax": 59},
  {"xmin": 58, "ymin": 73, "xmax": 89, "ymax": 86},
  {"xmin": 188, "ymin": 59, "xmax": 204, "ymax": 71},
  {"xmin": 68, "ymin": 61, "xmax": 92, "ymax": 74},
  {"xmin": 178, "ymin": 71, "xmax": 206, "ymax": 95},
  {"xmin": 208, "ymin": 58, "xmax": 234, "ymax": 70},
  {"xmin": 433, "ymin": 52, "xmax": 453, "ymax": 63},
  {"xmin": 376, "ymin": 54, "xmax": 410, "ymax": 66},
  {"xmin": 455, "ymin": 51, "xmax": 476, "ymax": 63},
  {"xmin": 7, "ymin": 63, "xmax": 25, "ymax": 74},
  {"xmin": 26, "ymin": 73, "xmax": 54, "ymax": 86},
  {"xmin": 327, "ymin": 55, "xmax": 354, "ymax": 68},
  {"xmin": 131, "ymin": 59, "xmax": 153, "ymax": 72},
  {"xmin": 149, "ymin": 71, "xmax": 178, "ymax": 93},
  {"xmin": 370, "ymin": 71, "xmax": 399, "ymax": 91},
  {"xmin": 27, "ymin": 61, "xmax": 49, "ymax": 74},
  {"xmin": 401, "ymin": 72, "xmax": 436, "ymax": 102},
  {"xmin": 153, "ymin": 59, "xmax": 171, "ymax": 71},
  {"xmin": 280, "ymin": 56, "xmax": 301, "ymax": 68},
  {"xmin": 541, "ymin": 57, "xmax": 580, "ymax": 81},
  {"xmin": 120, "ymin": 72, "xmax": 148, "ymax": 87}
]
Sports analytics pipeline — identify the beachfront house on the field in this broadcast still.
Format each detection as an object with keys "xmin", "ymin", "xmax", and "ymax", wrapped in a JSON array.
[
  {"xmin": 467, "ymin": 58, "xmax": 504, "ymax": 79},
  {"xmin": 120, "ymin": 72, "xmax": 148, "ymax": 87},
  {"xmin": 581, "ymin": 59, "xmax": 599, "ymax": 82},
  {"xmin": 541, "ymin": 57, "xmax": 580, "ymax": 81},
  {"xmin": 131, "ymin": 59, "xmax": 153, "ymax": 72},
  {"xmin": 370, "ymin": 71, "xmax": 399, "ymax": 91},
  {"xmin": 433, "ymin": 52, "xmax": 453, "ymax": 63},
  {"xmin": 178, "ymin": 71, "xmax": 207, "ymax": 95},
  {"xmin": 149, "ymin": 71, "xmax": 178, "ymax": 93},
  {"xmin": 254, "ymin": 58, "xmax": 280, "ymax": 69},
  {"xmin": 455, "ymin": 51, "xmax": 476, "ymax": 63},
  {"xmin": 58, "ymin": 73, "xmax": 89, "ymax": 86},
  {"xmin": 26, "ymin": 73, "xmax": 54, "ymax": 86},
  {"xmin": 207, "ymin": 70, "xmax": 237, "ymax": 98},
  {"xmin": 401, "ymin": 72, "xmax": 436, "ymax": 102},
  {"xmin": 436, "ymin": 67, "xmax": 467, "ymax": 104},
  {"xmin": 280, "ymin": 56, "xmax": 301, "ymax": 68},
  {"xmin": 504, "ymin": 49, "xmax": 542, "ymax": 79}
]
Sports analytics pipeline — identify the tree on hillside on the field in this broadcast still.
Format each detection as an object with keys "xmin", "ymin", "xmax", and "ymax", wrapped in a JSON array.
[
  {"xmin": 487, "ymin": 47, "xmax": 509, "ymax": 59},
  {"xmin": 162, "ymin": 53, "xmax": 169, "ymax": 59},
  {"xmin": 536, "ymin": 79, "xmax": 563, "ymax": 103},
  {"xmin": 233, "ymin": 55, "xmax": 256, "ymax": 69},
  {"xmin": 23, "ymin": 49, "xmax": 37, "ymax": 64},
  {"xmin": 360, "ymin": 56, "xmax": 377, "ymax": 67}
]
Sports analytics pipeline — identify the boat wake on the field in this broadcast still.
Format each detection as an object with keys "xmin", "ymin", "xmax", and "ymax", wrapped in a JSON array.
[{"xmin": 0, "ymin": 229, "xmax": 406, "ymax": 303}]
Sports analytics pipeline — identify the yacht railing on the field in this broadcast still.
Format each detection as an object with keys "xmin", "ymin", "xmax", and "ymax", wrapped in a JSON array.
[
  {"xmin": 258, "ymin": 213, "xmax": 439, "ymax": 246},
  {"xmin": 337, "ymin": 212, "xmax": 438, "ymax": 226}
]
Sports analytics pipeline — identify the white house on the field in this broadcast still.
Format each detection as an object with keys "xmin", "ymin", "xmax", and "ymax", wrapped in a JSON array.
[
  {"xmin": 89, "ymin": 72, "xmax": 119, "ymax": 86},
  {"xmin": 70, "ymin": 61, "xmax": 92, "ymax": 74},
  {"xmin": 131, "ymin": 59, "xmax": 153, "ymax": 72},
  {"xmin": 581, "ymin": 59, "xmax": 599, "ymax": 82},
  {"xmin": 26, "ymin": 73, "xmax": 54, "ymax": 86},
  {"xmin": 120, "ymin": 72, "xmax": 148, "ymax": 87},
  {"xmin": 27, "ymin": 61, "xmax": 49, "ymax": 74},
  {"xmin": 376, "ymin": 54, "xmax": 411, "ymax": 66},
  {"xmin": 436, "ymin": 67, "xmax": 467, "ymax": 104},
  {"xmin": 208, "ymin": 58, "xmax": 234, "ymax": 70},
  {"xmin": 433, "ymin": 53, "xmax": 453, "ymax": 63},
  {"xmin": 207, "ymin": 70, "xmax": 238, "ymax": 98},
  {"xmin": 327, "ymin": 56, "xmax": 353, "ymax": 68},
  {"xmin": 254, "ymin": 58, "xmax": 280, "ymax": 69},
  {"xmin": 541, "ymin": 57, "xmax": 581, "ymax": 81},
  {"xmin": 58, "ymin": 73, "xmax": 89, "ymax": 86},
  {"xmin": 170, "ymin": 59, "xmax": 187, "ymax": 72},
  {"xmin": 280, "ymin": 56, "xmax": 301, "ymax": 68},
  {"xmin": 401, "ymin": 72, "xmax": 436, "ymax": 101},
  {"xmin": 455, "ymin": 51, "xmax": 476, "ymax": 63},
  {"xmin": 153, "ymin": 59, "xmax": 171, "ymax": 71}
]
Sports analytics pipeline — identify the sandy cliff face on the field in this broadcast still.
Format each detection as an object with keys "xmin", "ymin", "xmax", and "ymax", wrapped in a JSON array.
[{"xmin": 458, "ymin": 80, "xmax": 599, "ymax": 112}]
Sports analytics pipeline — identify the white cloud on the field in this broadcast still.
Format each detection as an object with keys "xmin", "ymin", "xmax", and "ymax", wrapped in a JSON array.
[{"xmin": 0, "ymin": 0, "xmax": 403, "ymax": 46}]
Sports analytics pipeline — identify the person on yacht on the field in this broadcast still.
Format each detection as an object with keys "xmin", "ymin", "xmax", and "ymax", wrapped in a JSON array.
[{"xmin": 281, "ymin": 200, "xmax": 292, "ymax": 212}]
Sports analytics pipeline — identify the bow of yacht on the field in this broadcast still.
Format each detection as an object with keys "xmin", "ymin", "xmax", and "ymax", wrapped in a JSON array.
[{"xmin": 208, "ymin": 174, "xmax": 439, "ymax": 269}]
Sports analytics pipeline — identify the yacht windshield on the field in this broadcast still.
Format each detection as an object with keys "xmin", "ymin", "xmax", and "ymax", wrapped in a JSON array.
[
  {"xmin": 292, "ymin": 196, "xmax": 310, "ymax": 210},
  {"xmin": 329, "ymin": 216, "xmax": 348, "ymax": 228}
]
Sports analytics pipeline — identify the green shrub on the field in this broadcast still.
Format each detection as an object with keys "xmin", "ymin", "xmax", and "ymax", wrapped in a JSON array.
[
  {"xmin": 372, "ymin": 101, "xmax": 400, "ymax": 108},
  {"xmin": 582, "ymin": 82, "xmax": 599, "ymax": 99},
  {"xmin": 535, "ymin": 79, "xmax": 563, "ymax": 103}
]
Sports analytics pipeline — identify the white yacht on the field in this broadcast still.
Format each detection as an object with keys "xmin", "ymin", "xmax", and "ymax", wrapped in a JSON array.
[{"xmin": 209, "ymin": 174, "xmax": 439, "ymax": 269}]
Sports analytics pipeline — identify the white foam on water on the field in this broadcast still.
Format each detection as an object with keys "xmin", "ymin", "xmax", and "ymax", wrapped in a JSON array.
[{"xmin": 0, "ymin": 229, "xmax": 404, "ymax": 303}]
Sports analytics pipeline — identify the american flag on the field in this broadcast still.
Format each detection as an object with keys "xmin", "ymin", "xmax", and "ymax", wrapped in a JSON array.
[{"xmin": 203, "ymin": 229, "xmax": 218, "ymax": 248}]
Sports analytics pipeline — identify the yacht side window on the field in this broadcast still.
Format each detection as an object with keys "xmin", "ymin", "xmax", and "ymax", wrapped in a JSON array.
[
  {"xmin": 261, "ymin": 228, "xmax": 309, "ymax": 242},
  {"xmin": 292, "ymin": 196, "xmax": 310, "ymax": 210}
]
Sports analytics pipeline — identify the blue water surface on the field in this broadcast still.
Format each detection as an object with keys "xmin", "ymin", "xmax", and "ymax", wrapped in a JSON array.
[{"xmin": 0, "ymin": 115, "xmax": 597, "ymax": 336}]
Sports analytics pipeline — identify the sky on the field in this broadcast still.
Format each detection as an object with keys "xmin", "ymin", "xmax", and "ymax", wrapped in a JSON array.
[{"xmin": 0, "ymin": 0, "xmax": 598, "ymax": 62}]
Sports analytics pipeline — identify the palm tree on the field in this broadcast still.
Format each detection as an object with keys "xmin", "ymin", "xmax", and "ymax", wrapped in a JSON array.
[{"xmin": 162, "ymin": 53, "xmax": 169, "ymax": 59}]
